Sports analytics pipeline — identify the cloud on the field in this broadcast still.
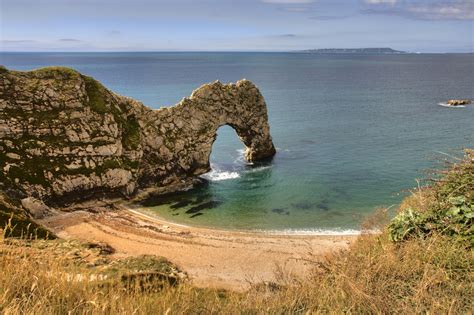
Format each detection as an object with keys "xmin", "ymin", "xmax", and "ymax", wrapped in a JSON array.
[
  {"xmin": 261, "ymin": 0, "xmax": 315, "ymax": 3},
  {"xmin": 259, "ymin": 33, "xmax": 299, "ymax": 39},
  {"xmin": 1, "ymin": 39, "xmax": 36, "ymax": 43},
  {"xmin": 107, "ymin": 30, "xmax": 121, "ymax": 36},
  {"xmin": 310, "ymin": 15, "xmax": 351, "ymax": 20},
  {"xmin": 362, "ymin": 0, "xmax": 474, "ymax": 20},
  {"xmin": 276, "ymin": 33, "xmax": 298, "ymax": 38},
  {"xmin": 364, "ymin": 0, "xmax": 397, "ymax": 4},
  {"xmin": 58, "ymin": 38, "xmax": 82, "ymax": 42},
  {"xmin": 407, "ymin": 2, "xmax": 474, "ymax": 20},
  {"xmin": 281, "ymin": 7, "xmax": 310, "ymax": 12}
]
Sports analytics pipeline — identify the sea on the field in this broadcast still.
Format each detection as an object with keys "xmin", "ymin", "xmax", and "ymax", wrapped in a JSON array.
[{"xmin": 1, "ymin": 52, "xmax": 473, "ymax": 234}]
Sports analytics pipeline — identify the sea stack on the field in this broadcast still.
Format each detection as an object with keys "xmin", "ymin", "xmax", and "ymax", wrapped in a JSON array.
[{"xmin": 0, "ymin": 66, "xmax": 276, "ymax": 203}]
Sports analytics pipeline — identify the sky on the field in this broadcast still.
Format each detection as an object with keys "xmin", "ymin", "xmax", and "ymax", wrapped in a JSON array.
[{"xmin": 0, "ymin": 0, "xmax": 473, "ymax": 52}]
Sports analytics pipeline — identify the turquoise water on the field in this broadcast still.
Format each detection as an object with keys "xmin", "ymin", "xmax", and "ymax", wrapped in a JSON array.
[{"xmin": 2, "ymin": 52, "xmax": 473, "ymax": 232}]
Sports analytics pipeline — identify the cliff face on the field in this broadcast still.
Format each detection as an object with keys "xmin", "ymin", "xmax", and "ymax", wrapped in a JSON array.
[{"xmin": 0, "ymin": 66, "xmax": 275, "ymax": 203}]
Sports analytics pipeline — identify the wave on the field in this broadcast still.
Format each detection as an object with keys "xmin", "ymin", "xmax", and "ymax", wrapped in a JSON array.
[
  {"xmin": 245, "ymin": 165, "xmax": 273, "ymax": 173},
  {"xmin": 438, "ymin": 102, "xmax": 466, "ymax": 108},
  {"xmin": 234, "ymin": 149, "xmax": 253, "ymax": 165},
  {"xmin": 205, "ymin": 148, "xmax": 275, "ymax": 182},
  {"xmin": 200, "ymin": 169, "xmax": 240, "ymax": 181},
  {"xmin": 200, "ymin": 163, "xmax": 273, "ymax": 182},
  {"xmin": 258, "ymin": 228, "xmax": 379, "ymax": 236}
]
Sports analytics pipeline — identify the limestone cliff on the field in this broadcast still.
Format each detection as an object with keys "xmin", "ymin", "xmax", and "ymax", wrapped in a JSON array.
[{"xmin": 0, "ymin": 66, "xmax": 275, "ymax": 204}]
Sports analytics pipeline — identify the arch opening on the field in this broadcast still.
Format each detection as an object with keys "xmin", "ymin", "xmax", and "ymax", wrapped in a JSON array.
[{"xmin": 200, "ymin": 125, "xmax": 248, "ymax": 182}]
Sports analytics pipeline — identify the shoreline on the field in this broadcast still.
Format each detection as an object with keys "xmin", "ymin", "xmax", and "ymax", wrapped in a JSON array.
[
  {"xmin": 40, "ymin": 206, "xmax": 358, "ymax": 290},
  {"xmin": 128, "ymin": 207, "xmax": 367, "ymax": 236}
]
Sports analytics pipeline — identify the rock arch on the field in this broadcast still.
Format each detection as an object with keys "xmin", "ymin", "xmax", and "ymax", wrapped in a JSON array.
[
  {"xmin": 0, "ymin": 67, "xmax": 276, "ymax": 200},
  {"xmin": 139, "ymin": 79, "xmax": 276, "ymax": 185}
]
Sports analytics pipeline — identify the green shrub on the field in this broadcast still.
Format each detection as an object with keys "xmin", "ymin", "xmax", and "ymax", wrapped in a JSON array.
[{"xmin": 389, "ymin": 150, "xmax": 474, "ymax": 245}]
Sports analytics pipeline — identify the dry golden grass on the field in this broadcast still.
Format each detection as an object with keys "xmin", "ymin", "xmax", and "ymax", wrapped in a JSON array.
[
  {"xmin": 1, "ymin": 227, "xmax": 472, "ymax": 314},
  {"xmin": 399, "ymin": 185, "xmax": 436, "ymax": 214}
]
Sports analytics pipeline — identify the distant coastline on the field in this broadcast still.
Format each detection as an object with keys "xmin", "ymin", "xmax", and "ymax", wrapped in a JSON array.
[{"xmin": 298, "ymin": 47, "xmax": 408, "ymax": 54}]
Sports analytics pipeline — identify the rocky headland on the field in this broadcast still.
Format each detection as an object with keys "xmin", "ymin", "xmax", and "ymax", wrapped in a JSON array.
[{"xmin": 0, "ymin": 66, "xmax": 275, "ymax": 229}]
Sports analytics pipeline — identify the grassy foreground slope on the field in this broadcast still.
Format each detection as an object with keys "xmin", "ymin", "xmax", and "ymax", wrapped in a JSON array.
[{"xmin": 0, "ymin": 151, "xmax": 473, "ymax": 314}]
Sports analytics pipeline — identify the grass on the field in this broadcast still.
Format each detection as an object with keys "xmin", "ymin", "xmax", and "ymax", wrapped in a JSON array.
[
  {"xmin": 0, "ymin": 151, "xmax": 472, "ymax": 314},
  {"xmin": 1, "ymin": 66, "xmax": 81, "ymax": 80},
  {"xmin": 82, "ymin": 75, "xmax": 109, "ymax": 114},
  {"xmin": 1, "ymin": 229, "xmax": 471, "ymax": 314},
  {"xmin": 30, "ymin": 66, "xmax": 81, "ymax": 79}
]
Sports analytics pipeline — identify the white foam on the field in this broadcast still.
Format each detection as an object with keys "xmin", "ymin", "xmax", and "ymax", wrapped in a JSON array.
[
  {"xmin": 245, "ymin": 165, "xmax": 273, "ymax": 173},
  {"xmin": 201, "ymin": 169, "xmax": 240, "ymax": 181},
  {"xmin": 234, "ymin": 149, "xmax": 254, "ymax": 165},
  {"xmin": 257, "ymin": 228, "xmax": 379, "ymax": 236},
  {"xmin": 438, "ymin": 102, "xmax": 465, "ymax": 108}
]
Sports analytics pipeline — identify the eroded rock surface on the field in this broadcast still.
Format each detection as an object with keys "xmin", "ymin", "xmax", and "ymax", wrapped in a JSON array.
[{"xmin": 0, "ymin": 66, "xmax": 275, "ymax": 203}]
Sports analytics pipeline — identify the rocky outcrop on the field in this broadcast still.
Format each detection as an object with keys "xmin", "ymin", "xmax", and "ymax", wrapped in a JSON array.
[
  {"xmin": 20, "ymin": 197, "xmax": 53, "ymax": 219},
  {"xmin": 0, "ymin": 192, "xmax": 54, "ymax": 238},
  {"xmin": 0, "ymin": 66, "xmax": 275, "ymax": 204},
  {"xmin": 447, "ymin": 99, "xmax": 471, "ymax": 106}
]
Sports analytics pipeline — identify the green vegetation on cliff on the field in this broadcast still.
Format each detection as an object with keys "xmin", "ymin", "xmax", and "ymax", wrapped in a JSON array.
[
  {"xmin": 82, "ymin": 74, "xmax": 141, "ymax": 150},
  {"xmin": 389, "ymin": 149, "xmax": 473, "ymax": 245},
  {"xmin": 29, "ymin": 66, "xmax": 81, "ymax": 80},
  {"xmin": 122, "ymin": 115, "xmax": 141, "ymax": 150},
  {"xmin": 83, "ymin": 75, "xmax": 109, "ymax": 114},
  {"xmin": 0, "ymin": 66, "xmax": 8, "ymax": 74}
]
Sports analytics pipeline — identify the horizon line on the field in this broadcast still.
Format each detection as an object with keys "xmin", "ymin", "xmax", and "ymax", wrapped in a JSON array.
[{"xmin": 1, "ymin": 50, "xmax": 473, "ymax": 54}]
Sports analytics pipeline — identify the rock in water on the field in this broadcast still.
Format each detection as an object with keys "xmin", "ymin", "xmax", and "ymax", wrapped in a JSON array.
[
  {"xmin": 447, "ymin": 99, "xmax": 471, "ymax": 106},
  {"xmin": 0, "ymin": 66, "xmax": 276, "ymax": 203}
]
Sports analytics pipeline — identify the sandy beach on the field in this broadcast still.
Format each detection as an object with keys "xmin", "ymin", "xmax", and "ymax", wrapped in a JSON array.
[{"xmin": 40, "ymin": 208, "xmax": 357, "ymax": 290}]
